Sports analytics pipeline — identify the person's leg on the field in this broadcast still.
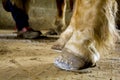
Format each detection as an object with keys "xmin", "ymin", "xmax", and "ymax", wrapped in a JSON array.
[
  {"xmin": 11, "ymin": 5, "xmax": 29, "ymax": 31},
  {"xmin": 13, "ymin": 7, "xmax": 41, "ymax": 39},
  {"xmin": 2, "ymin": 0, "xmax": 11, "ymax": 12},
  {"xmin": 3, "ymin": 0, "xmax": 41, "ymax": 39}
]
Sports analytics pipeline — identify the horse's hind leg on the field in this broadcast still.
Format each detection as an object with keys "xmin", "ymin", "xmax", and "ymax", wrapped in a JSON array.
[
  {"xmin": 51, "ymin": 24, "xmax": 73, "ymax": 51},
  {"xmin": 55, "ymin": 0, "xmax": 66, "ymax": 35},
  {"xmin": 51, "ymin": 0, "xmax": 75, "ymax": 51},
  {"xmin": 46, "ymin": 0, "xmax": 66, "ymax": 35}
]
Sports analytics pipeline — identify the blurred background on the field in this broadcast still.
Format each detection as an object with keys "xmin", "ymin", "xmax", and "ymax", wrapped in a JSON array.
[
  {"xmin": 0, "ymin": 0, "xmax": 72, "ymax": 31},
  {"xmin": 0, "ymin": 0, "xmax": 120, "ymax": 31}
]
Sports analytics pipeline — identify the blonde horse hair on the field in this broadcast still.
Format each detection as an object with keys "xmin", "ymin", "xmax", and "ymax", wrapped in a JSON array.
[
  {"xmin": 69, "ymin": 0, "xmax": 119, "ymax": 55},
  {"xmin": 93, "ymin": 0, "xmax": 119, "ymax": 54}
]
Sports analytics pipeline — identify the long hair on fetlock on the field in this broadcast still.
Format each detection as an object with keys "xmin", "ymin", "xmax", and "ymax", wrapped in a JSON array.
[{"xmin": 93, "ymin": 0, "xmax": 119, "ymax": 55}]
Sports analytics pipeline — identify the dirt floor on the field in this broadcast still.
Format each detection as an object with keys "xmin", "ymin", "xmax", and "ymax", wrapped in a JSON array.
[{"xmin": 0, "ymin": 30, "xmax": 120, "ymax": 80}]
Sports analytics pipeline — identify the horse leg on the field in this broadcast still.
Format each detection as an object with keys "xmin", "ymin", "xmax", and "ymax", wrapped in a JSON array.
[
  {"xmin": 54, "ymin": 0, "xmax": 118, "ymax": 70},
  {"xmin": 51, "ymin": 24, "xmax": 74, "ymax": 51},
  {"xmin": 45, "ymin": 0, "xmax": 66, "ymax": 35},
  {"xmin": 51, "ymin": 0, "xmax": 75, "ymax": 51}
]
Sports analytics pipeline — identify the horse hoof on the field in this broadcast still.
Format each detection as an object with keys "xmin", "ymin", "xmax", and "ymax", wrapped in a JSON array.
[
  {"xmin": 54, "ymin": 48, "xmax": 96, "ymax": 70},
  {"xmin": 54, "ymin": 49, "xmax": 85, "ymax": 70}
]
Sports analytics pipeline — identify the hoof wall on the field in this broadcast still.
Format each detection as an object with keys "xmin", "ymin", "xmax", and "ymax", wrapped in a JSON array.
[{"xmin": 54, "ymin": 49, "xmax": 85, "ymax": 70}]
